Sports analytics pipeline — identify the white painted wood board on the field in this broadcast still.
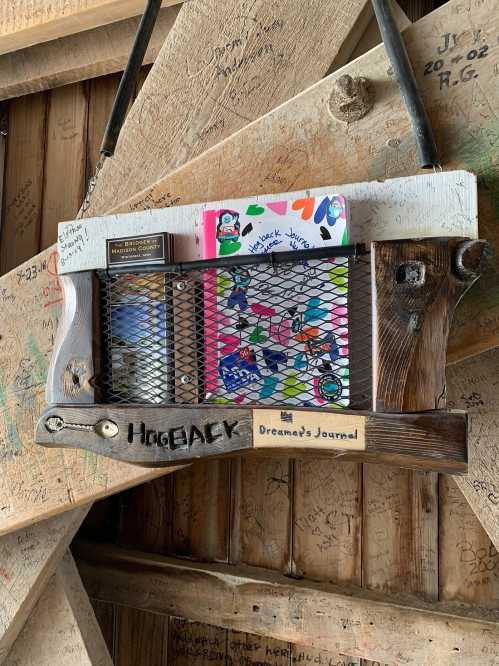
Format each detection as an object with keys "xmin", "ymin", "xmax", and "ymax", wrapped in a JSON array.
[{"xmin": 58, "ymin": 170, "xmax": 478, "ymax": 273}]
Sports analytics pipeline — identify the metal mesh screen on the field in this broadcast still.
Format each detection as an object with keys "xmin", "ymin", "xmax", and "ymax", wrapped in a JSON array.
[{"xmin": 97, "ymin": 250, "xmax": 372, "ymax": 409}]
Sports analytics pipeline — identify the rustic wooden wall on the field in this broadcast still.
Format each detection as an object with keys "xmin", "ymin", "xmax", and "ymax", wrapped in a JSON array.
[{"xmin": 0, "ymin": 1, "xmax": 497, "ymax": 664}]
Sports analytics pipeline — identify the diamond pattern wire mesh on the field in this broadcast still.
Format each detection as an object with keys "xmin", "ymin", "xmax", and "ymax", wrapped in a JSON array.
[{"xmin": 97, "ymin": 250, "xmax": 372, "ymax": 409}]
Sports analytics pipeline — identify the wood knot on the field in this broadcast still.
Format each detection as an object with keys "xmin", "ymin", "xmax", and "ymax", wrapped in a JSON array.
[{"xmin": 329, "ymin": 74, "xmax": 374, "ymax": 123}]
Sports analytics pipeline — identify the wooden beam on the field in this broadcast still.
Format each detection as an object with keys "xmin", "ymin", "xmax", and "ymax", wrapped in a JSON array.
[
  {"xmin": 0, "ymin": 0, "xmax": 182, "ymax": 56},
  {"xmin": 75, "ymin": 542, "xmax": 499, "ymax": 666},
  {"xmin": 4, "ymin": 552, "xmax": 112, "ymax": 666},
  {"xmin": 82, "ymin": 0, "xmax": 372, "ymax": 217},
  {"xmin": 0, "ymin": 508, "xmax": 88, "ymax": 661},
  {"xmin": 36, "ymin": 404, "xmax": 469, "ymax": 474},
  {"xmin": 446, "ymin": 348, "xmax": 499, "ymax": 551},
  {"xmin": 0, "ymin": 7, "xmax": 180, "ymax": 102}
]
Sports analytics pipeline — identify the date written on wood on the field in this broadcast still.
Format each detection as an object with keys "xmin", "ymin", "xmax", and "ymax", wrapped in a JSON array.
[{"xmin": 423, "ymin": 29, "xmax": 492, "ymax": 90}]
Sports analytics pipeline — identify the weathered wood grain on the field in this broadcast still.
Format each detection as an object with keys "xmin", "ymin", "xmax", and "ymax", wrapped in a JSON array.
[
  {"xmin": 75, "ymin": 542, "xmax": 499, "ymax": 666},
  {"xmin": 83, "ymin": 0, "xmax": 372, "ymax": 217},
  {"xmin": 372, "ymin": 238, "xmax": 485, "ymax": 412},
  {"xmin": 35, "ymin": 404, "xmax": 468, "ymax": 473},
  {"xmin": 0, "ymin": 508, "xmax": 88, "ymax": 662},
  {"xmin": 4, "ymin": 551, "xmax": 112, "ymax": 666},
  {"xmin": 440, "ymin": 476, "xmax": 499, "ymax": 610},
  {"xmin": 446, "ymin": 348, "xmax": 499, "ymax": 550},
  {"xmin": 41, "ymin": 82, "xmax": 88, "ymax": 249},
  {"xmin": 0, "ymin": 0, "xmax": 182, "ymax": 56},
  {"xmin": 0, "ymin": 93, "xmax": 47, "ymax": 274},
  {"xmin": 0, "ymin": 8, "xmax": 179, "ymax": 102}
]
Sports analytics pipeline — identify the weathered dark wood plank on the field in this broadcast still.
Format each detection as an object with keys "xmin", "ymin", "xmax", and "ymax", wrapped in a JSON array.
[{"xmin": 36, "ymin": 404, "xmax": 467, "ymax": 473}]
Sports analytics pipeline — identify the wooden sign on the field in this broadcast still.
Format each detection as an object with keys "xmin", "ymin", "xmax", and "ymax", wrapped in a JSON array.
[{"xmin": 35, "ymin": 404, "xmax": 468, "ymax": 473}]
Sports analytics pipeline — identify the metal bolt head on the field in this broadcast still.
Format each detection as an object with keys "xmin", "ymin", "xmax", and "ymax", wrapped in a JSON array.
[
  {"xmin": 176, "ymin": 280, "xmax": 187, "ymax": 291},
  {"xmin": 94, "ymin": 419, "xmax": 119, "ymax": 439},
  {"xmin": 45, "ymin": 416, "xmax": 64, "ymax": 433},
  {"xmin": 180, "ymin": 374, "xmax": 192, "ymax": 385}
]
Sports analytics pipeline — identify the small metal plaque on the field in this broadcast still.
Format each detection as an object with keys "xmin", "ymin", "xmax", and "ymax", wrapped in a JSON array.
[
  {"xmin": 253, "ymin": 409, "xmax": 366, "ymax": 450},
  {"xmin": 107, "ymin": 232, "xmax": 168, "ymax": 268}
]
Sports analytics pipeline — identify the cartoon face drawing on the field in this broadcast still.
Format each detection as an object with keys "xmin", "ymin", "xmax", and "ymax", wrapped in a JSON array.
[
  {"xmin": 326, "ymin": 197, "xmax": 344, "ymax": 226},
  {"xmin": 216, "ymin": 210, "xmax": 240, "ymax": 243}
]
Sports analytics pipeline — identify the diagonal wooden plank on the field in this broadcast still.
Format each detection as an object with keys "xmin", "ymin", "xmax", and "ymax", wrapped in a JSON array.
[
  {"xmin": 4, "ymin": 551, "xmax": 112, "ymax": 666},
  {"xmin": 0, "ymin": 508, "xmax": 88, "ymax": 663},
  {"xmin": 0, "ymin": 7, "xmax": 180, "ymax": 102},
  {"xmin": 446, "ymin": 349, "xmax": 499, "ymax": 551},
  {"xmin": 0, "ymin": 0, "xmax": 183, "ymax": 56},
  {"xmin": 83, "ymin": 0, "xmax": 372, "ymax": 217}
]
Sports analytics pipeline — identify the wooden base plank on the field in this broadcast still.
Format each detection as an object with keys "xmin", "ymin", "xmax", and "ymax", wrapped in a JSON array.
[
  {"xmin": 0, "ymin": 0, "xmax": 182, "ymax": 56},
  {"xmin": 0, "ymin": 8, "xmax": 180, "ymax": 102},
  {"xmin": 0, "ymin": 508, "xmax": 87, "ymax": 662},
  {"xmin": 36, "ymin": 404, "xmax": 469, "ymax": 474},
  {"xmin": 4, "ymin": 551, "xmax": 112, "ymax": 666},
  {"xmin": 83, "ymin": 0, "xmax": 371, "ymax": 217},
  {"xmin": 75, "ymin": 542, "xmax": 499, "ymax": 666}
]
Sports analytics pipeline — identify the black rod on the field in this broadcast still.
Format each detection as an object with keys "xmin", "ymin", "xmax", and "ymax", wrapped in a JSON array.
[
  {"xmin": 105, "ymin": 243, "xmax": 368, "ymax": 275},
  {"xmin": 371, "ymin": 0, "xmax": 439, "ymax": 169},
  {"xmin": 100, "ymin": 0, "xmax": 162, "ymax": 158}
]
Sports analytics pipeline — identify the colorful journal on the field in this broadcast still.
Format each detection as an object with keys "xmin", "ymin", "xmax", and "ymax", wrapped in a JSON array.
[{"xmin": 202, "ymin": 193, "xmax": 350, "ymax": 407}]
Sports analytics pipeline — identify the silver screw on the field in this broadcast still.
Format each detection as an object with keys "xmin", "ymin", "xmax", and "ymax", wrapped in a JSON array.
[
  {"xmin": 180, "ymin": 374, "xmax": 192, "ymax": 385},
  {"xmin": 176, "ymin": 280, "xmax": 187, "ymax": 291}
]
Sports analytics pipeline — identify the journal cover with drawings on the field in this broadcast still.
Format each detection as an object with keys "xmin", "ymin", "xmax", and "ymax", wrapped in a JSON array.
[{"xmin": 202, "ymin": 192, "xmax": 351, "ymax": 407}]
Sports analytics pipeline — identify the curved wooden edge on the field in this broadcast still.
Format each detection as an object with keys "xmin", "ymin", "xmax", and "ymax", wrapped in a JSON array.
[
  {"xmin": 45, "ymin": 272, "xmax": 95, "ymax": 405},
  {"xmin": 35, "ymin": 404, "xmax": 467, "ymax": 474}
]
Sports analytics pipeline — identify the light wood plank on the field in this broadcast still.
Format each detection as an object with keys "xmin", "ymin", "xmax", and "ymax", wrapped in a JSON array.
[
  {"xmin": 0, "ymin": 508, "xmax": 87, "ymax": 662},
  {"xmin": 0, "ymin": 0, "xmax": 182, "ymax": 56},
  {"xmin": 83, "ymin": 0, "xmax": 371, "ymax": 217},
  {"xmin": 4, "ymin": 551, "xmax": 112, "ymax": 666},
  {"xmin": 446, "ymin": 348, "xmax": 499, "ymax": 550},
  {"xmin": 0, "ymin": 7, "xmax": 179, "ymax": 103},
  {"xmin": 76, "ymin": 542, "xmax": 499, "ymax": 666}
]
